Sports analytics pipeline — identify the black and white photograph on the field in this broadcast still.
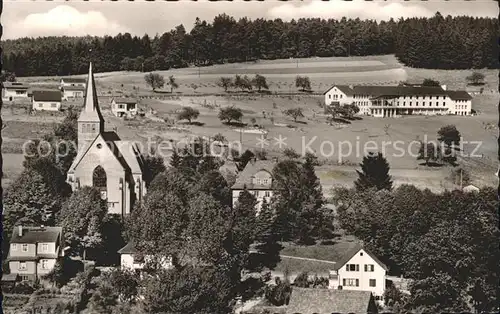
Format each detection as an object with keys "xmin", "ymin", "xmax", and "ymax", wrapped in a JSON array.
[{"xmin": 0, "ymin": 1, "xmax": 498, "ymax": 313}]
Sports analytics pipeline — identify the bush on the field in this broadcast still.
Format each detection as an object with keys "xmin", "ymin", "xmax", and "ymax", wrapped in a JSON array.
[
  {"xmin": 12, "ymin": 281, "xmax": 36, "ymax": 294},
  {"xmin": 264, "ymin": 277, "xmax": 292, "ymax": 306}
]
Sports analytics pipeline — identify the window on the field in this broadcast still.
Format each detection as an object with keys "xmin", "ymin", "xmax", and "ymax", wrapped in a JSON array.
[
  {"xmin": 346, "ymin": 264, "xmax": 359, "ymax": 271},
  {"xmin": 41, "ymin": 243, "xmax": 49, "ymax": 252},
  {"xmin": 18, "ymin": 262, "xmax": 27, "ymax": 270},
  {"xmin": 265, "ymin": 191, "xmax": 270, "ymax": 197},
  {"xmin": 369, "ymin": 279, "xmax": 376, "ymax": 287},
  {"xmin": 41, "ymin": 259, "xmax": 49, "ymax": 270},
  {"xmin": 51, "ymin": 103, "xmax": 56, "ymax": 107},
  {"xmin": 329, "ymin": 95, "xmax": 331, "ymax": 99},
  {"xmin": 443, "ymin": 102, "xmax": 446, "ymax": 106},
  {"xmin": 91, "ymin": 124, "xmax": 96, "ymax": 132},
  {"xmin": 11, "ymin": 244, "xmax": 18, "ymax": 251},
  {"xmin": 22, "ymin": 244, "xmax": 28, "ymax": 252},
  {"xmin": 360, "ymin": 252, "xmax": 363, "ymax": 256},
  {"xmin": 21, "ymin": 275, "xmax": 29, "ymax": 281},
  {"xmin": 38, "ymin": 103, "xmax": 43, "ymax": 107},
  {"xmin": 364, "ymin": 264, "xmax": 375, "ymax": 272},
  {"xmin": 343, "ymin": 278, "xmax": 359, "ymax": 287}
]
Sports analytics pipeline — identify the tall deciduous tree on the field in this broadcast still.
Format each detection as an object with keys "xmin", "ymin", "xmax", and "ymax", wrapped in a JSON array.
[
  {"xmin": 354, "ymin": 152, "xmax": 393, "ymax": 191},
  {"xmin": 144, "ymin": 72, "xmax": 165, "ymax": 91}
]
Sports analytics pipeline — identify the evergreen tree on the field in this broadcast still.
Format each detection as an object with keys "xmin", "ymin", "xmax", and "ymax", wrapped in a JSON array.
[
  {"xmin": 354, "ymin": 152, "xmax": 393, "ymax": 191},
  {"xmin": 255, "ymin": 198, "xmax": 282, "ymax": 270}
]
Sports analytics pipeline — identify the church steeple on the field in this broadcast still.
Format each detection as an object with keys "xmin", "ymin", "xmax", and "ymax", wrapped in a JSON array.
[{"xmin": 78, "ymin": 62, "xmax": 105, "ymax": 145}]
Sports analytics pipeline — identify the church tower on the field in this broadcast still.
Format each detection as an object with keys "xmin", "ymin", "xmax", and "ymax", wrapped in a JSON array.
[{"xmin": 78, "ymin": 62, "xmax": 104, "ymax": 145}]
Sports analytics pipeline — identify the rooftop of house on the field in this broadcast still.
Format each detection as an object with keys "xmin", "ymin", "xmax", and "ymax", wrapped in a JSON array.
[
  {"xmin": 32, "ymin": 90, "xmax": 62, "ymax": 102},
  {"xmin": 113, "ymin": 97, "xmax": 138, "ymax": 104},
  {"xmin": 332, "ymin": 242, "xmax": 388, "ymax": 271},
  {"xmin": 325, "ymin": 84, "xmax": 472, "ymax": 100},
  {"xmin": 63, "ymin": 85, "xmax": 86, "ymax": 91},
  {"xmin": 287, "ymin": 287, "xmax": 375, "ymax": 314},
  {"xmin": 231, "ymin": 159, "xmax": 277, "ymax": 190},
  {"xmin": 61, "ymin": 78, "xmax": 86, "ymax": 84},
  {"xmin": 10, "ymin": 226, "xmax": 62, "ymax": 244},
  {"xmin": 3, "ymin": 82, "xmax": 30, "ymax": 89}
]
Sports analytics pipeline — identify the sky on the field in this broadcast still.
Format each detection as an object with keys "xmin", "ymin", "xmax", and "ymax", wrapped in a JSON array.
[{"xmin": 1, "ymin": 0, "xmax": 498, "ymax": 40}]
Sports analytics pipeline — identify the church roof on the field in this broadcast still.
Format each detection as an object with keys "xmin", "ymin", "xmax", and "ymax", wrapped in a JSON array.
[{"xmin": 78, "ymin": 62, "xmax": 104, "ymax": 123}]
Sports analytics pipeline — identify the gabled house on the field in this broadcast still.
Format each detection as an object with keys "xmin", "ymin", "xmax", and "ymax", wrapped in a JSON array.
[
  {"xmin": 60, "ymin": 78, "xmax": 86, "ymax": 89},
  {"xmin": 328, "ymin": 243, "xmax": 388, "ymax": 301},
  {"xmin": 231, "ymin": 159, "xmax": 276, "ymax": 214},
  {"xmin": 6, "ymin": 226, "xmax": 64, "ymax": 282},
  {"xmin": 118, "ymin": 241, "xmax": 173, "ymax": 272},
  {"xmin": 62, "ymin": 85, "xmax": 85, "ymax": 100},
  {"xmin": 287, "ymin": 287, "xmax": 378, "ymax": 314},
  {"xmin": 2, "ymin": 82, "xmax": 31, "ymax": 101},
  {"xmin": 111, "ymin": 97, "xmax": 139, "ymax": 117},
  {"xmin": 32, "ymin": 90, "xmax": 62, "ymax": 111}
]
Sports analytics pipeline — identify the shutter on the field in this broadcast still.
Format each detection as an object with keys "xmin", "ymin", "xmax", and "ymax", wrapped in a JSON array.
[
  {"xmin": 342, "ymin": 279, "xmax": 346, "ymax": 286},
  {"xmin": 371, "ymin": 265, "xmax": 374, "ymax": 272},
  {"xmin": 364, "ymin": 264, "xmax": 367, "ymax": 272},
  {"xmin": 356, "ymin": 279, "xmax": 359, "ymax": 287},
  {"xmin": 346, "ymin": 265, "xmax": 349, "ymax": 271},
  {"xmin": 356, "ymin": 264, "xmax": 359, "ymax": 271}
]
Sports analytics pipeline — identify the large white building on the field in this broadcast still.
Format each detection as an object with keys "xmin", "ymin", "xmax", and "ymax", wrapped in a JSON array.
[
  {"xmin": 32, "ymin": 90, "xmax": 62, "ymax": 111},
  {"xmin": 329, "ymin": 244, "xmax": 388, "ymax": 302},
  {"xmin": 323, "ymin": 84, "xmax": 472, "ymax": 117}
]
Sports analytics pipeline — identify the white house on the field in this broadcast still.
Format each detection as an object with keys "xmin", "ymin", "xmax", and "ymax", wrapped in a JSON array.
[
  {"xmin": 323, "ymin": 84, "xmax": 473, "ymax": 117},
  {"xmin": 118, "ymin": 242, "xmax": 172, "ymax": 271},
  {"xmin": 111, "ymin": 97, "xmax": 139, "ymax": 117},
  {"xmin": 2, "ymin": 82, "xmax": 30, "ymax": 101},
  {"xmin": 231, "ymin": 159, "xmax": 276, "ymax": 214},
  {"xmin": 328, "ymin": 243, "xmax": 388, "ymax": 302},
  {"xmin": 60, "ymin": 78, "xmax": 86, "ymax": 89},
  {"xmin": 62, "ymin": 86, "xmax": 85, "ymax": 100},
  {"xmin": 462, "ymin": 184, "xmax": 480, "ymax": 193},
  {"xmin": 32, "ymin": 90, "xmax": 62, "ymax": 111}
]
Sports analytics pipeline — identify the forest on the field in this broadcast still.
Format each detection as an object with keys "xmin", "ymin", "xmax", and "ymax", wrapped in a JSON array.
[{"xmin": 1, "ymin": 12, "xmax": 498, "ymax": 77}]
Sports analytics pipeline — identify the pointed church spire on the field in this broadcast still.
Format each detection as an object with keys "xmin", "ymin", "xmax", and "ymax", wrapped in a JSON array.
[{"xmin": 78, "ymin": 62, "xmax": 105, "ymax": 143}]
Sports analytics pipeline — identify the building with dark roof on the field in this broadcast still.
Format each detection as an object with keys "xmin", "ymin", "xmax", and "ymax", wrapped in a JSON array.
[
  {"xmin": 66, "ymin": 63, "xmax": 147, "ymax": 216},
  {"xmin": 328, "ymin": 243, "xmax": 388, "ymax": 303},
  {"xmin": 231, "ymin": 158, "xmax": 277, "ymax": 213},
  {"xmin": 32, "ymin": 90, "xmax": 63, "ymax": 111},
  {"xmin": 2, "ymin": 82, "xmax": 31, "ymax": 101},
  {"xmin": 287, "ymin": 287, "xmax": 378, "ymax": 314},
  {"xmin": 111, "ymin": 97, "xmax": 139, "ymax": 118},
  {"xmin": 6, "ymin": 226, "xmax": 64, "ymax": 282},
  {"xmin": 323, "ymin": 84, "xmax": 473, "ymax": 117}
]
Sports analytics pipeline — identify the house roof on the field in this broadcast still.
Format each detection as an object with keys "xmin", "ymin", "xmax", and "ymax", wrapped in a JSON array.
[
  {"xmin": 231, "ymin": 159, "xmax": 276, "ymax": 190},
  {"xmin": 2, "ymin": 273, "xmax": 18, "ymax": 281},
  {"xmin": 61, "ymin": 78, "xmax": 86, "ymax": 84},
  {"xmin": 446, "ymin": 90, "xmax": 473, "ymax": 100},
  {"xmin": 113, "ymin": 97, "xmax": 138, "ymax": 104},
  {"xmin": 3, "ymin": 82, "xmax": 30, "ymax": 90},
  {"xmin": 63, "ymin": 85, "xmax": 86, "ymax": 92},
  {"xmin": 10, "ymin": 226, "xmax": 62, "ymax": 244},
  {"xmin": 323, "ymin": 84, "xmax": 355, "ymax": 96},
  {"xmin": 332, "ymin": 242, "xmax": 389, "ymax": 271},
  {"xmin": 118, "ymin": 241, "xmax": 136, "ymax": 254},
  {"xmin": 287, "ymin": 287, "xmax": 374, "ymax": 314},
  {"xmin": 32, "ymin": 90, "xmax": 62, "ymax": 102}
]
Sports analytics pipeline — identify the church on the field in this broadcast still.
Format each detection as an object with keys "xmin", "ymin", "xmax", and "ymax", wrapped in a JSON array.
[{"xmin": 67, "ymin": 63, "xmax": 147, "ymax": 215}]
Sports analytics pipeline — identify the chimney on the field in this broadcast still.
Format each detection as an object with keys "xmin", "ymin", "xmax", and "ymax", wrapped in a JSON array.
[
  {"xmin": 441, "ymin": 84, "xmax": 447, "ymax": 91},
  {"xmin": 18, "ymin": 226, "xmax": 23, "ymax": 237}
]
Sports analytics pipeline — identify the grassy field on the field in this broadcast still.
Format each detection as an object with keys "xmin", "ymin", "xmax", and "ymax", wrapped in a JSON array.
[{"xmin": 5, "ymin": 55, "xmax": 498, "ymax": 191}]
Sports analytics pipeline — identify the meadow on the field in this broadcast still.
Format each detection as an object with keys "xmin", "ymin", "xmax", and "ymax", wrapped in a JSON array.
[{"xmin": 5, "ymin": 54, "xmax": 499, "ymax": 193}]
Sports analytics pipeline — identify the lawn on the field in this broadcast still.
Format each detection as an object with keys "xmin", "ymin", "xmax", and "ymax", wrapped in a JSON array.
[{"xmin": 5, "ymin": 55, "xmax": 498, "ymax": 191}]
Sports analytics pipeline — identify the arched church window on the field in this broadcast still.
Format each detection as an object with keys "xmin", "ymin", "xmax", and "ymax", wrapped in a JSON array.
[{"xmin": 92, "ymin": 166, "xmax": 107, "ymax": 200}]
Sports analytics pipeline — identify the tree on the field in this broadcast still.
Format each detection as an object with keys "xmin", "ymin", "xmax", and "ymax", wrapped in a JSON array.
[
  {"xmin": 437, "ymin": 125, "xmax": 461, "ymax": 148},
  {"xmin": 253, "ymin": 74, "xmax": 269, "ymax": 92},
  {"xmin": 417, "ymin": 141, "xmax": 442, "ymax": 166},
  {"xmin": 254, "ymin": 198, "xmax": 282, "ymax": 270},
  {"xmin": 170, "ymin": 149, "xmax": 181, "ymax": 168},
  {"xmin": 217, "ymin": 76, "xmax": 232, "ymax": 92},
  {"xmin": 168, "ymin": 75, "xmax": 179, "ymax": 93},
  {"xmin": 177, "ymin": 106, "xmax": 200, "ymax": 124},
  {"xmin": 295, "ymin": 76, "xmax": 311, "ymax": 91},
  {"xmin": 466, "ymin": 71, "xmax": 485, "ymax": 85},
  {"xmin": 354, "ymin": 152, "xmax": 393, "ymax": 191},
  {"xmin": 144, "ymin": 72, "xmax": 165, "ymax": 91},
  {"xmin": 236, "ymin": 149, "xmax": 255, "ymax": 172},
  {"xmin": 142, "ymin": 151, "xmax": 166, "ymax": 188},
  {"xmin": 283, "ymin": 147, "xmax": 301, "ymax": 159},
  {"xmin": 283, "ymin": 108, "xmax": 304, "ymax": 122},
  {"xmin": 218, "ymin": 106, "xmax": 243, "ymax": 124},
  {"xmin": 59, "ymin": 187, "xmax": 108, "ymax": 260},
  {"xmin": 0, "ymin": 70, "xmax": 16, "ymax": 82},
  {"xmin": 422, "ymin": 78, "xmax": 441, "ymax": 87}
]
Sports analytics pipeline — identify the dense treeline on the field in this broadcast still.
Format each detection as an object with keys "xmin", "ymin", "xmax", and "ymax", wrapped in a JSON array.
[{"xmin": 1, "ymin": 12, "xmax": 498, "ymax": 77}]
